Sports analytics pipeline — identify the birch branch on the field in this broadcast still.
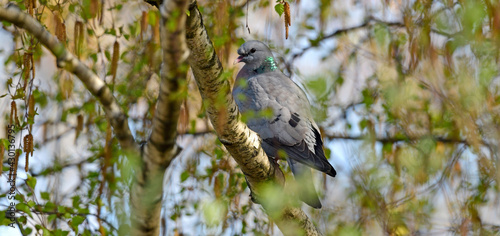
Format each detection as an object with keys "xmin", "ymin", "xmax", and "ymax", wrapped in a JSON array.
[
  {"xmin": 185, "ymin": 1, "xmax": 320, "ymax": 235},
  {"xmin": 0, "ymin": 5, "xmax": 137, "ymax": 152},
  {"xmin": 130, "ymin": 0, "xmax": 190, "ymax": 235}
]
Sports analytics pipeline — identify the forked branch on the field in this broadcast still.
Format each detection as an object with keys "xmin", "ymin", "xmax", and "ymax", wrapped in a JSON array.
[{"xmin": 0, "ymin": 5, "xmax": 137, "ymax": 152}]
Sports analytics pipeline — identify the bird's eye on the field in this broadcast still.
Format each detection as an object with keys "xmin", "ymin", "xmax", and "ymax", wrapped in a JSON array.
[{"xmin": 250, "ymin": 48, "xmax": 256, "ymax": 53}]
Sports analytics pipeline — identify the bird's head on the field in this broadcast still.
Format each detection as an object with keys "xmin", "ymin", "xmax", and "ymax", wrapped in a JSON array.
[{"xmin": 234, "ymin": 40, "xmax": 274, "ymax": 70}]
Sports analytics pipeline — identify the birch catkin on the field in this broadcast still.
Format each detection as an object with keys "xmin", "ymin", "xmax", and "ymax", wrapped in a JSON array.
[
  {"xmin": 10, "ymin": 101, "xmax": 18, "ymax": 125},
  {"xmin": 28, "ymin": 95, "xmax": 35, "ymax": 131},
  {"xmin": 75, "ymin": 114, "xmax": 83, "ymax": 143},
  {"xmin": 23, "ymin": 53, "xmax": 31, "ymax": 89},
  {"xmin": 74, "ymin": 21, "xmax": 84, "ymax": 58},
  {"xmin": 54, "ymin": 12, "xmax": 66, "ymax": 43},
  {"xmin": 141, "ymin": 11, "xmax": 147, "ymax": 41},
  {"xmin": 284, "ymin": 2, "xmax": 291, "ymax": 39},
  {"xmin": 111, "ymin": 41, "xmax": 120, "ymax": 85}
]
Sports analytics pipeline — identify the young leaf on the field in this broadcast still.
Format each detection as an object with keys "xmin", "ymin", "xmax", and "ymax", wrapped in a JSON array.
[
  {"xmin": 275, "ymin": 3, "xmax": 285, "ymax": 17},
  {"xmin": 26, "ymin": 175, "xmax": 37, "ymax": 189}
]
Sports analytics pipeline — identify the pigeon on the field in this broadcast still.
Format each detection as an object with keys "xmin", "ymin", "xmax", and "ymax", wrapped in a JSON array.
[{"xmin": 232, "ymin": 40, "xmax": 336, "ymax": 209}]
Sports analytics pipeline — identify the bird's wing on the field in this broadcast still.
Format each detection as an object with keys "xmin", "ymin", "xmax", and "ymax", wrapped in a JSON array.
[{"xmin": 234, "ymin": 71, "xmax": 336, "ymax": 177}]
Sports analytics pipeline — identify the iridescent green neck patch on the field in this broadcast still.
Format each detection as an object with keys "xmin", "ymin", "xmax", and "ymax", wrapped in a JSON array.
[
  {"xmin": 255, "ymin": 56, "xmax": 278, "ymax": 74},
  {"xmin": 265, "ymin": 57, "xmax": 278, "ymax": 71}
]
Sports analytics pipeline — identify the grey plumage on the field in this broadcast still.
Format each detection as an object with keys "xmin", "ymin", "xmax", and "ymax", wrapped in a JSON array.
[{"xmin": 232, "ymin": 40, "xmax": 336, "ymax": 209}]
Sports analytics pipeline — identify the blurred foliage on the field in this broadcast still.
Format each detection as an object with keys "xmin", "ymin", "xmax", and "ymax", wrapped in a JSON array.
[{"xmin": 1, "ymin": 0, "xmax": 500, "ymax": 235}]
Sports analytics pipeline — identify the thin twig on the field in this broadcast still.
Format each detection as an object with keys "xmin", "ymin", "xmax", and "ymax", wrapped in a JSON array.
[
  {"xmin": 28, "ymin": 209, "xmax": 118, "ymax": 232},
  {"xmin": 324, "ymin": 133, "xmax": 469, "ymax": 145}
]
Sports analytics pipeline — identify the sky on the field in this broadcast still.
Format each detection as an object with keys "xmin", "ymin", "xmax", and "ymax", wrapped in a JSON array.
[
  {"xmin": 0, "ymin": 0, "xmax": 415, "ymax": 235},
  {"xmin": 1, "ymin": 0, "xmax": 500, "ymax": 235}
]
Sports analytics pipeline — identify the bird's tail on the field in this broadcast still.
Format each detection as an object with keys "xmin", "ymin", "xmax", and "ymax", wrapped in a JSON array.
[{"xmin": 288, "ymin": 159, "xmax": 322, "ymax": 209}]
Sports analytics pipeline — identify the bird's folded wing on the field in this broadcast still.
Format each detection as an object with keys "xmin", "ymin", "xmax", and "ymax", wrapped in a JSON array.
[{"xmin": 234, "ymin": 72, "xmax": 336, "ymax": 177}]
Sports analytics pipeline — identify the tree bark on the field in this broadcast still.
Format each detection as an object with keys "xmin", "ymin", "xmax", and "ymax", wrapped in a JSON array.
[{"xmin": 130, "ymin": 0, "xmax": 190, "ymax": 235}]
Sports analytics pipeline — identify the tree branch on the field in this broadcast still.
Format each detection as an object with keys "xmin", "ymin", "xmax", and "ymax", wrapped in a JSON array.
[
  {"xmin": 130, "ymin": 0, "xmax": 190, "ymax": 235},
  {"xmin": 324, "ymin": 133, "xmax": 469, "ymax": 145},
  {"xmin": 28, "ymin": 209, "xmax": 118, "ymax": 233},
  {"xmin": 185, "ymin": 1, "xmax": 320, "ymax": 235},
  {"xmin": 291, "ymin": 17, "xmax": 455, "ymax": 62},
  {"xmin": 0, "ymin": 5, "xmax": 137, "ymax": 152}
]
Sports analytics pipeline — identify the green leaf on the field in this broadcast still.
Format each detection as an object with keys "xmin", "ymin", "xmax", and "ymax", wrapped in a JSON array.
[
  {"xmin": 0, "ymin": 212, "xmax": 6, "ymax": 225},
  {"xmin": 79, "ymin": 207, "xmax": 90, "ymax": 214},
  {"xmin": 336, "ymin": 76, "xmax": 344, "ymax": 86},
  {"xmin": 44, "ymin": 202, "xmax": 56, "ymax": 211},
  {"xmin": 202, "ymin": 199, "xmax": 228, "ymax": 226},
  {"xmin": 105, "ymin": 50, "xmax": 111, "ymax": 61},
  {"xmin": 324, "ymin": 148, "xmax": 331, "ymax": 160},
  {"xmin": 27, "ymin": 200, "xmax": 36, "ymax": 208},
  {"xmin": 71, "ymin": 215, "xmax": 86, "ymax": 227},
  {"xmin": 180, "ymin": 171, "xmax": 190, "ymax": 182},
  {"xmin": 1, "ymin": 139, "xmax": 9, "ymax": 149},
  {"xmin": 15, "ymin": 194, "xmax": 24, "ymax": 201},
  {"xmin": 72, "ymin": 196, "xmax": 81, "ymax": 208},
  {"xmin": 82, "ymin": 229, "xmax": 92, "ymax": 236},
  {"xmin": 90, "ymin": 53, "xmax": 98, "ymax": 62},
  {"xmin": 60, "ymin": 109, "xmax": 68, "ymax": 122},
  {"xmin": 1, "ymin": 21, "xmax": 12, "ymax": 27},
  {"xmin": 18, "ymin": 216, "xmax": 27, "ymax": 224},
  {"xmin": 48, "ymin": 214, "xmax": 57, "ymax": 222},
  {"xmin": 13, "ymin": 88, "xmax": 25, "ymax": 99},
  {"xmin": 382, "ymin": 142, "xmax": 392, "ymax": 154},
  {"xmin": 65, "ymin": 206, "xmax": 75, "ymax": 214},
  {"xmin": 306, "ymin": 77, "xmax": 329, "ymax": 100},
  {"xmin": 359, "ymin": 119, "xmax": 368, "ymax": 130},
  {"xmin": 68, "ymin": 3, "xmax": 76, "ymax": 12},
  {"xmin": 71, "ymin": 215, "xmax": 86, "ymax": 233},
  {"xmin": 108, "ymin": 28, "xmax": 117, "ymax": 36},
  {"xmin": 362, "ymin": 88, "xmax": 374, "ymax": 108},
  {"xmin": 275, "ymin": 3, "xmax": 285, "ymax": 17},
  {"xmin": 58, "ymin": 205, "xmax": 66, "ymax": 214},
  {"xmin": 24, "ymin": 227, "xmax": 33, "ymax": 235},
  {"xmin": 16, "ymin": 203, "xmax": 32, "ymax": 217},
  {"xmin": 374, "ymin": 24, "xmax": 389, "ymax": 46},
  {"xmin": 33, "ymin": 89, "xmax": 48, "ymax": 108},
  {"xmin": 54, "ymin": 229, "xmax": 70, "ymax": 236},
  {"xmin": 26, "ymin": 175, "xmax": 37, "ymax": 189},
  {"xmin": 82, "ymin": 101, "xmax": 95, "ymax": 113}
]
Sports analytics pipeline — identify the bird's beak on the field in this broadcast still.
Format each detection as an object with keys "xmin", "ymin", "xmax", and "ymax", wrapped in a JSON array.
[{"xmin": 233, "ymin": 55, "xmax": 244, "ymax": 65}]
